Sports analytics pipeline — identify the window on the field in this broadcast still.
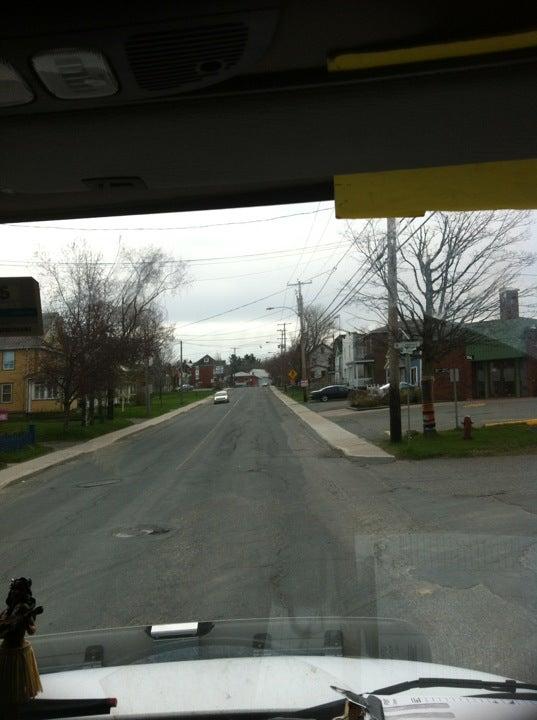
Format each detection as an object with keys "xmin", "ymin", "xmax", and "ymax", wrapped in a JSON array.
[
  {"xmin": 1, "ymin": 383, "xmax": 12, "ymax": 402},
  {"xmin": 411, "ymin": 366, "xmax": 418, "ymax": 385},
  {"xmin": 33, "ymin": 384, "xmax": 57, "ymax": 400},
  {"xmin": 2, "ymin": 351, "xmax": 14, "ymax": 370}
]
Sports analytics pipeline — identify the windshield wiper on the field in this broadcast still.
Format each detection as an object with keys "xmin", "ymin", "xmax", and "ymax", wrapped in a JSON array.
[{"xmin": 372, "ymin": 677, "xmax": 537, "ymax": 696}]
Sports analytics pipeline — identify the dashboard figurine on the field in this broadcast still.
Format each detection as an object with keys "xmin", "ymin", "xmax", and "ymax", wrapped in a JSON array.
[{"xmin": 0, "ymin": 578, "xmax": 44, "ymax": 708}]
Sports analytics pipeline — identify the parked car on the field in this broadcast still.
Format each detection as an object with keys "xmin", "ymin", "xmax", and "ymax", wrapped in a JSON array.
[
  {"xmin": 213, "ymin": 390, "xmax": 229, "ymax": 404},
  {"xmin": 181, "ymin": 383, "xmax": 194, "ymax": 391},
  {"xmin": 309, "ymin": 385, "xmax": 350, "ymax": 402}
]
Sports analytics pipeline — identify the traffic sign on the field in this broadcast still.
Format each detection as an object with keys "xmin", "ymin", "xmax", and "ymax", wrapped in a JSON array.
[
  {"xmin": 0, "ymin": 277, "xmax": 43, "ymax": 336},
  {"xmin": 288, "ymin": 368, "xmax": 298, "ymax": 382},
  {"xmin": 299, "ymin": 379, "xmax": 308, "ymax": 387}
]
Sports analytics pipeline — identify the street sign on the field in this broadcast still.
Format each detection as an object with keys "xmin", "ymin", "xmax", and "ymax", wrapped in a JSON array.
[
  {"xmin": 449, "ymin": 368, "xmax": 460, "ymax": 382},
  {"xmin": 299, "ymin": 379, "xmax": 308, "ymax": 387},
  {"xmin": 288, "ymin": 369, "xmax": 298, "ymax": 382},
  {"xmin": 394, "ymin": 341, "xmax": 420, "ymax": 354},
  {"xmin": 0, "ymin": 277, "xmax": 43, "ymax": 336}
]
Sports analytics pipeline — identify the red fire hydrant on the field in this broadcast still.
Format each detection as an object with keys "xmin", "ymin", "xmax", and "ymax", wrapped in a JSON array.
[{"xmin": 463, "ymin": 416, "xmax": 473, "ymax": 440}]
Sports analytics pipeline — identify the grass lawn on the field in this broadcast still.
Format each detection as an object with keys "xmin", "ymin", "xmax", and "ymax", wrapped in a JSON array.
[
  {"xmin": 284, "ymin": 387, "xmax": 307, "ymax": 402},
  {"xmin": 118, "ymin": 389, "xmax": 211, "ymax": 419},
  {"xmin": 0, "ymin": 391, "xmax": 211, "ymax": 445},
  {"xmin": 381, "ymin": 423, "xmax": 537, "ymax": 460},
  {"xmin": 0, "ymin": 443, "xmax": 51, "ymax": 467}
]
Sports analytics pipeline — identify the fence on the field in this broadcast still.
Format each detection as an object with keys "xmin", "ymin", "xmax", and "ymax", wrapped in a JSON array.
[{"xmin": 0, "ymin": 425, "xmax": 36, "ymax": 452}]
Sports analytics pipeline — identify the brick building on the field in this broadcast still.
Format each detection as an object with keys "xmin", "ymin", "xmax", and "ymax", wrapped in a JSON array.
[
  {"xmin": 342, "ymin": 290, "xmax": 537, "ymax": 402},
  {"xmin": 190, "ymin": 354, "xmax": 226, "ymax": 388}
]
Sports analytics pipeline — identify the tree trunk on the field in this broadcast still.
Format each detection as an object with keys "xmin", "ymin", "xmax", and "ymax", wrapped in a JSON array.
[
  {"xmin": 421, "ymin": 357, "xmax": 437, "ymax": 434},
  {"xmin": 107, "ymin": 387, "xmax": 114, "ymax": 420},
  {"xmin": 63, "ymin": 399, "xmax": 71, "ymax": 431},
  {"xmin": 98, "ymin": 395, "xmax": 104, "ymax": 423},
  {"xmin": 89, "ymin": 396, "xmax": 95, "ymax": 425},
  {"xmin": 83, "ymin": 395, "xmax": 89, "ymax": 427}
]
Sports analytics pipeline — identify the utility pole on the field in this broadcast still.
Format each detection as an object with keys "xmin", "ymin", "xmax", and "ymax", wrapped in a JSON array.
[
  {"xmin": 387, "ymin": 218, "xmax": 402, "ymax": 442},
  {"xmin": 289, "ymin": 279, "xmax": 312, "ymax": 402},
  {"xmin": 179, "ymin": 340, "xmax": 183, "ymax": 405},
  {"xmin": 277, "ymin": 324, "xmax": 287, "ymax": 390},
  {"xmin": 231, "ymin": 346, "xmax": 237, "ymax": 387}
]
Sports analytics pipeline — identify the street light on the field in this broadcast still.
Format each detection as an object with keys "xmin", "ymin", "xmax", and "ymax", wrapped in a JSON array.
[{"xmin": 266, "ymin": 305, "xmax": 297, "ymax": 315}]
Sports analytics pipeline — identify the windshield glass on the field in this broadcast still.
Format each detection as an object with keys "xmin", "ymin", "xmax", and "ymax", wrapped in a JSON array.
[{"xmin": 1, "ymin": 203, "xmax": 536, "ymax": 693}]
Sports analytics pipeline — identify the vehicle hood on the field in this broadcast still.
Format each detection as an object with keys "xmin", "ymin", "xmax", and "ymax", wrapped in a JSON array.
[{"xmin": 40, "ymin": 655, "xmax": 508, "ymax": 716}]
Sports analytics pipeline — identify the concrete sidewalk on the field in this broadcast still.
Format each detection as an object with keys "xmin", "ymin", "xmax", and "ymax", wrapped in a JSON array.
[
  {"xmin": 271, "ymin": 387, "xmax": 394, "ymax": 464},
  {"xmin": 0, "ymin": 396, "xmax": 211, "ymax": 492}
]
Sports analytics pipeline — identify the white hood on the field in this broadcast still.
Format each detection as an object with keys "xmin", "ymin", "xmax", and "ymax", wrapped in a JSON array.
[{"xmin": 40, "ymin": 655, "xmax": 516, "ymax": 716}]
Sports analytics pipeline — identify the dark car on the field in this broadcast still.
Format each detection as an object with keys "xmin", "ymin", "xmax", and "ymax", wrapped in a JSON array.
[{"xmin": 310, "ymin": 385, "xmax": 350, "ymax": 402}]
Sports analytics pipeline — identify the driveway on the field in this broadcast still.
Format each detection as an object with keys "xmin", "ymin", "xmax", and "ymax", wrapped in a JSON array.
[{"xmin": 308, "ymin": 396, "xmax": 537, "ymax": 442}]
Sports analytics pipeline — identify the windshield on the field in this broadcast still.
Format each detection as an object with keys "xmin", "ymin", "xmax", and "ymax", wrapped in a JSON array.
[{"xmin": 1, "ymin": 203, "xmax": 536, "ymax": 694}]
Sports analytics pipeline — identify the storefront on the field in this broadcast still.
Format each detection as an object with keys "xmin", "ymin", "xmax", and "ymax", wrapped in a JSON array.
[{"xmin": 472, "ymin": 358, "xmax": 523, "ymax": 398}]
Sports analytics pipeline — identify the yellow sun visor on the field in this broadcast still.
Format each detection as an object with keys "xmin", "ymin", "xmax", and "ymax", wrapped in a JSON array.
[
  {"xmin": 334, "ymin": 159, "xmax": 537, "ymax": 219},
  {"xmin": 328, "ymin": 30, "xmax": 537, "ymax": 72}
]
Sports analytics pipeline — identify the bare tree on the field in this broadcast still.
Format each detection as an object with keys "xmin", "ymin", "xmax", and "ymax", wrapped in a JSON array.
[
  {"xmin": 303, "ymin": 304, "xmax": 336, "ymax": 357},
  {"xmin": 107, "ymin": 247, "xmax": 188, "ymax": 418},
  {"xmin": 348, "ymin": 211, "xmax": 534, "ymax": 432},
  {"xmin": 37, "ymin": 244, "xmax": 113, "ymax": 428},
  {"xmin": 37, "ymin": 243, "xmax": 188, "ymax": 425}
]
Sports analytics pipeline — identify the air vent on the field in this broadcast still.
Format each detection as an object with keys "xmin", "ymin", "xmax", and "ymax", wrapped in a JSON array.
[{"xmin": 126, "ymin": 23, "xmax": 249, "ymax": 92}]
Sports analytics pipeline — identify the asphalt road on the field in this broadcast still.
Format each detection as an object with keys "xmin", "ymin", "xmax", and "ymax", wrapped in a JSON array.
[
  {"xmin": 0, "ymin": 387, "xmax": 536, "ymax": 681},
  {"xmin": 311, "ymin": 396, "xmax": 537, "ymax": 441}
]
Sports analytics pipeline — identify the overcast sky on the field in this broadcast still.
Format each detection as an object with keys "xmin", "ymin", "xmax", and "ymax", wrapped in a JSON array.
[{"xmin": 2, "ymin": 203, "xmax": 536, "ymax": 364}]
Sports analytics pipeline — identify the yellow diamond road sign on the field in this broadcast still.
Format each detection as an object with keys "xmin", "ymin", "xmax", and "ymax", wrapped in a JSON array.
[{"xmin": 288, "ymin": 369, "xmax": 298, "ymax": 382}]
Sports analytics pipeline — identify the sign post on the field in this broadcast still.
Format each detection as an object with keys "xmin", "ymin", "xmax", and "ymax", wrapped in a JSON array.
[
  {"xmin": 394, "ymin": 341, "xmax": 420, "ymax": 436},
  {"xmin": 450, "ymin": 368, "xmax": 460, "ymax": 428}
]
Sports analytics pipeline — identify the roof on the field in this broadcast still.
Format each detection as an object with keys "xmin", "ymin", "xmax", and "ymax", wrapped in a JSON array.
[
  {"xmin": 192, "ymin": 354, "xmax": 217, "ymax": 366},
  {"xmin": 0, "ymin": 336, "xmax": 44, "ymax": 351},
  {"xmin": 233, "ymin": 371, "xmax": 252, "ymax": 378},
  {"xmin": 0, "ymin": 313, "xmax": 56, "ymax": 351},
  {"xmin": 250, "ymin": 368, "xmax": 269, "ymax": 377},
  {"xmin": 466, "ymin": 317, "xmax": 537, "ymax": 361}
]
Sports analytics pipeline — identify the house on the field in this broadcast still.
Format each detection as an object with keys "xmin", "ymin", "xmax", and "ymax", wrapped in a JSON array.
[
  {"xmin": 0, "ymin": 315, "xmax": 64, "ymax": 414},
  {"xmin": 250, "ymin": 368, "xmax": 271, "ymax": 385},
  {"xmin": 232, "ymin": 371, "xmax": 255, "ymax": 386},
  {"xmin": 190, "ymin": 354, "xmax": 226, "ymax": 388},
  {"xmin": 433, "ymin": 306, "xmax": 537, "ymax": 401},
  {"xmin": 308, "ymin": 343, "xmax": 332, "ymax": 381},
  {"xmin": 339, "ymin": 289, "xmax": 537, "ymax": 402}
]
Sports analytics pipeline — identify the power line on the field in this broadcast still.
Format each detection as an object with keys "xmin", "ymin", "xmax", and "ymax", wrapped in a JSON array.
[
  {"xmin": 0, "ymin": 240, "xmax": 343, "ymax": 270},
  {"xmin": 4, "ymin": 207, "xmax": 333, "ymax": 232},
  {"xmin": 175, "ymin": 287, "xmax": 288, "ymax": 330},
  {"xmin": 321, "ymin": 214, "xmax": 436, "ymax": 324}
]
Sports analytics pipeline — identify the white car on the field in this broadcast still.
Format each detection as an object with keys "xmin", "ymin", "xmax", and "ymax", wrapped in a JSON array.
[{"xmin": 213, "ymin": 390, "xmax": 229, "ymax": 404}]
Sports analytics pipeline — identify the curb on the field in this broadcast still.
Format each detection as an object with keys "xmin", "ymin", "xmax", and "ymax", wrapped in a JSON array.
[
  {"xmin": 0, "ymin": 396, "xmax": 211, "ymax": 492},
  {"xmin": 271, "ymin": 387, "xmax": 394, "ymax": 464}
]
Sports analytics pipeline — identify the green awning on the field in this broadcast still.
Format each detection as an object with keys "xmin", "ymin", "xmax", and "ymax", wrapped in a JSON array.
[{"xmin": 466, "ymin": 342, "xmax": 525, "ymax": 362}]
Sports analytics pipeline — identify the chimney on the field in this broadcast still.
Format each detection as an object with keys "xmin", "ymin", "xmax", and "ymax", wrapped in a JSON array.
[{"xmin": 500, "ymin": 289, "xmax": 519, "ymax": 320}]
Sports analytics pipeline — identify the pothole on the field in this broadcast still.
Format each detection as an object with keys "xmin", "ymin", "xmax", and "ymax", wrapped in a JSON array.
[
  {"xmin": 78, "ymin": 479, "xmax": 121, "ymax": 488},
  {"xmin": 113, "ymin": 526, "xmax": 169, "ymax": 539}
]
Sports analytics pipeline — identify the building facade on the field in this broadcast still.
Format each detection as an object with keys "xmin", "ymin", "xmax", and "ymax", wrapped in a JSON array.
[
  {"xmin": 190, "ymin": 355, "xmax": 226, "ymax": 388},
  {"xmin": 0, "ymin": 337, "xmax": 64, "ymax": 414}
]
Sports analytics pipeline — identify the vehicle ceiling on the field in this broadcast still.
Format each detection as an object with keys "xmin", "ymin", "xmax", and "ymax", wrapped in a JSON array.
[{"xmin": 1, "ymin": 1, "xmax": 537, "ymax": 222}]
